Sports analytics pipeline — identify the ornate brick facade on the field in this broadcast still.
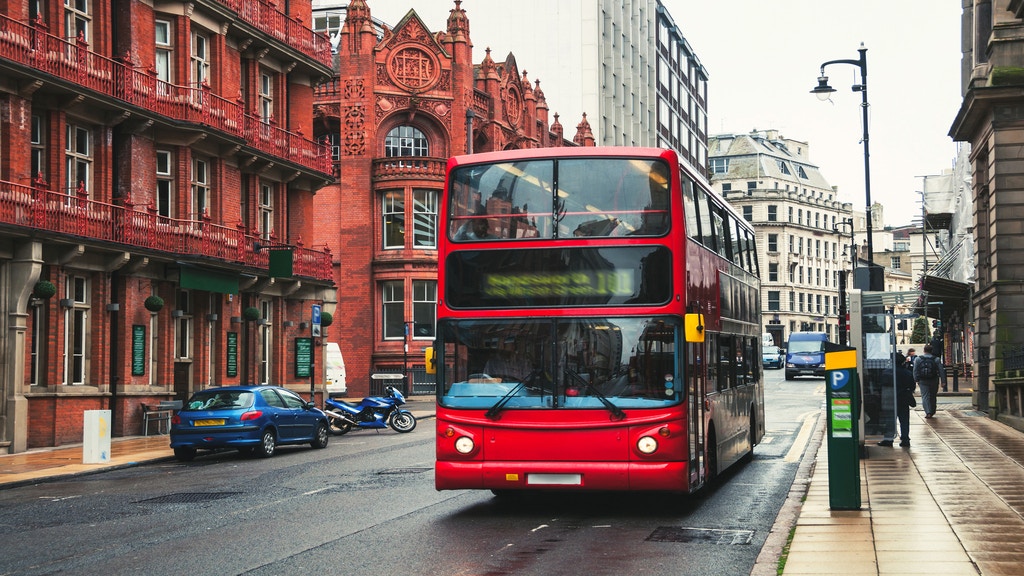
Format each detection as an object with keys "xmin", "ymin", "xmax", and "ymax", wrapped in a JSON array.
[
  {"xmin": 312, "ymin": 0, "xmax": 593, "ymax": 396},
  {"xmin": 0, "ymin": 0, "xmax": 335, "ymax": 450}
]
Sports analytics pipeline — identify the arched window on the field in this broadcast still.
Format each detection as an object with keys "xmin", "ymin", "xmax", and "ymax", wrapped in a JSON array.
[{"xmin": 385, "ymin": 126, "xmax": 428, "ymax": 157}]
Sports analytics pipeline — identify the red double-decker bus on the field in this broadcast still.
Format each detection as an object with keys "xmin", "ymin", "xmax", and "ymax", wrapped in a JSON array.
[{"xmin": 430, "ymin": 147, "xmax": 764, "ymax": 494}]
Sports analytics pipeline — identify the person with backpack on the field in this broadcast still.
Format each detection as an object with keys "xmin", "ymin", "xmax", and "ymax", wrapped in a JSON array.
[{"xmin": 914, "ymin": 344, "xmax": 944, "ymax": 418}]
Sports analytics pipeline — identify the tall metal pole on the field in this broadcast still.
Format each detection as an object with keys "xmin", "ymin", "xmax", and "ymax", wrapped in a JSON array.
[
  {"xmin": 856, "ymin": 46, "xmax": 873, "ymax": 265},
  {"xmin": 813, "ymin": 45, "xmax": 874, "ymax": 284}
]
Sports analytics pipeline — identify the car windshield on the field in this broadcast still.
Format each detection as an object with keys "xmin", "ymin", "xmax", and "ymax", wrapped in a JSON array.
[
  {"xmin": 763, "ymin": 346, "xmax": 780, "ymax": 355},
  {"xmin": 438, "ymin": 316, "xmax": 682, "ymax": 410},
  {"xmin": 788, "ymin": 341, "xmax": 824, "ymax": 353},
  {"xmin": 186, "ymin": 390, "xmax": 255, "ymax": 411}
]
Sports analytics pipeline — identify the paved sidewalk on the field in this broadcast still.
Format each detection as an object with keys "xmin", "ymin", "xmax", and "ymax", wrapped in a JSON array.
[{"xmin": 754, "ymin": 395, "xmax": 1024, "ymax": 576}]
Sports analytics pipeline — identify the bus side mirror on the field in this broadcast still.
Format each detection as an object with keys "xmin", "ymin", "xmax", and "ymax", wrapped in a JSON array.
[
  {"xmin": 425, "ymin": 346, "xmax": 437, "ymax": 374},
  {"xmin": 684, "ymin": 313, "xmax": 705, "ymax": 343}
]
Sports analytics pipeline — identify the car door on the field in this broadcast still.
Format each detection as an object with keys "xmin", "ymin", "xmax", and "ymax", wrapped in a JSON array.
[
  {"xmin": 259, "ymin": 388, "xmax": 298, "ymax": 441},
  {"xmin": 277, "ymin": 388, "xmax": 317, "ymax": 440}
]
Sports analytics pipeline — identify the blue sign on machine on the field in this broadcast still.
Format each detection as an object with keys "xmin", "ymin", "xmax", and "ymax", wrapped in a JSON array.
[{"xmin": 311, "ymin": 304, "xmax": 321, "ymax": 337}]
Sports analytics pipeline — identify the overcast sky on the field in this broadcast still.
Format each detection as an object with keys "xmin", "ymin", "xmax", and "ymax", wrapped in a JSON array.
[{"xmin": 359, "ymin": 1, "xmax": 964, "ymax": 228}]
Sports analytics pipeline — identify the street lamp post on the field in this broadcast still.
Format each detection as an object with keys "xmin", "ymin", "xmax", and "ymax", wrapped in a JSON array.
[
  {"xmin": 833, "ymin": 217, "xmax": 856, "ymax": 346},
  {"xmin": 812, "ymin": 44, "xmax": 879, "ymax": 290}
]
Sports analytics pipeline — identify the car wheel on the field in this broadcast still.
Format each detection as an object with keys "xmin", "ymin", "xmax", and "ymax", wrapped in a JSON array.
[
  {"xmin": 174, "ymin": 447, "xmax": 197, "ymax": 462},
  {"xmin": 256, "ymin": 429, "xmax": 276, "ymax": 458},
  {"xmin": 311, "ymin": 422, "xmax": 330, "ymax": 449},
  {"xmin": 389, "ymin": 411, "xmax": 417, "ymax": 433}
]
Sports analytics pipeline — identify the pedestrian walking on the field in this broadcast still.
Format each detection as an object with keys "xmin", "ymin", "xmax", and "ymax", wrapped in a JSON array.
[
  {"xmin": 914, "ymin": 344, "xmax": 944, "ymax": 418},
  {"xmin": 904, "ymin": 348, "xmax": 917, "ymax": 370},
  {"xmin": 878, "ymin": 364, "xmax": 917, "ymax": 447}
]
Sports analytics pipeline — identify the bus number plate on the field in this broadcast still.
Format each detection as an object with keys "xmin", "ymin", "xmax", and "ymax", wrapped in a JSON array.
[{"xmin": 526, "ymin": 473, "xmax": 582, "ymax": 486}]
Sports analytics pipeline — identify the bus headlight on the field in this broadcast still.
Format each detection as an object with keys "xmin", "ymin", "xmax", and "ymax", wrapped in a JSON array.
[
  {"xmin": 637, "ymin": 435, "xmax": 658, "ymax": 454},
  {"xmin": 454, "ymin": 436, "xmax": 475, "ymax": 454}
]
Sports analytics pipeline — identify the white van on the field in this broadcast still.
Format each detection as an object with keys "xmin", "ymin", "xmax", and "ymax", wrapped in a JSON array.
[{"xmin": 324, "ymin": 342, "xmax": 347, "ymax": 397}]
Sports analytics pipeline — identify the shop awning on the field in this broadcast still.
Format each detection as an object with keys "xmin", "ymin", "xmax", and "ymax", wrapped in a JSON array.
[
  {"xmin": 915, "ymin": 275, "xmax": 971, "ymax": 313},
  {"xmin": 178, "ymin": 264, "xmax": 240, "ymax": 294}
]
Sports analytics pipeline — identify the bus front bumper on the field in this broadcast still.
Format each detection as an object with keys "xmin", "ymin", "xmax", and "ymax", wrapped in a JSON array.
[{"xmin": 435, "ymin": 460, "xmax": 689, "ymax": 492}]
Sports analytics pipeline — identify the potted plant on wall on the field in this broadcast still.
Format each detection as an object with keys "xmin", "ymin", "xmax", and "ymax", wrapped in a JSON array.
[
  {"xmin": 242, "ymin": 306, "xmax": 261, "ymax": 322},
  {"xmin": 321, "ymin": 311, "xmax": 333, "ymax": 327},
  {"xmin": 144, "ymin": 295, "xmax": 164, "ymax": 313},
  {"xmin": 33, "ymin": 280, "xmax": 57, "ymax": 300}
]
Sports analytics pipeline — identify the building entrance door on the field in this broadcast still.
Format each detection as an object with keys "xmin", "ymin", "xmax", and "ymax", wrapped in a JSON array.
[{"xmin": 174, "ymin": 362, "xmax": 192, "ymax": 401}]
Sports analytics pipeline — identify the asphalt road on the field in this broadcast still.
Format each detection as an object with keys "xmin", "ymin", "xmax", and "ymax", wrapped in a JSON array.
[{"xmin": 0, "ymin": 368, "xmax": 821, "ymax": 576}]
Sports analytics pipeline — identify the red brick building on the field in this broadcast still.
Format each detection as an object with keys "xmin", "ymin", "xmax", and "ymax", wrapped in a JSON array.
[
  {"xmin": 0, "ymin": 0, "xmax": 335, "ymax": 451},
  {"xmin": 311, "ymin": 0, "xmax": 593, "ymax": 396}
]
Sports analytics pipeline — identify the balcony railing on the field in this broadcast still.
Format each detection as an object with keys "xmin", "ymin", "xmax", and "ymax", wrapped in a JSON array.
[
  {"xmin": 372, "ymin": 157, "xmax": 447, "ymax": 181},
  {"xmin": 0, "ymin": 179, "xmax": 333, "ymax": 281},
  {"xmin": 218, "ymin": 0, "xmax": 332, "ymax": 68},
  {"xmin": 0, "ymin": 15, "xmax": 331, "ymax": 176}
]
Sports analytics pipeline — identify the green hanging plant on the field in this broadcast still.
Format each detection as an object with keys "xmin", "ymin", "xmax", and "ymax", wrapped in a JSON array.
[
  {"xmin": 242, "ymin": 306, "xmax": 261, "ymax": 322},
  {"xmin": 144, "ymin": 295, "xmax": 164, "ymax": 312},
  {"xmin": 33, "ymin": 280, "xmax": 57, "ymax": 299},
  {"xmin": 320, "ymin": 311, "xmax": 333, "ymax": 327}
]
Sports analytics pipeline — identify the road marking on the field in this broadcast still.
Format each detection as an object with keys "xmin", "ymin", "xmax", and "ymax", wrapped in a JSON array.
[{"xmin": 784, "ymin": 413, "xmax": 819, "ymax": 463}]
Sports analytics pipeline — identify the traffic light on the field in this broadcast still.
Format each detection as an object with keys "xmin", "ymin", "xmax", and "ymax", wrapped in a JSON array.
[{"xmin": 898, "ymin": 319, "xmax": 908, "ymax": 330}]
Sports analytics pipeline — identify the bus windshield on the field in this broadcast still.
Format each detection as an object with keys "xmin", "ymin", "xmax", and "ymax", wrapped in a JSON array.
[
  {"xmin": 448, "ymin": 158, "xmax": 671, "ymax": 240},
  {"xmin": 438, "ymin": 317, "xmax": 682, "ymax": 410}
]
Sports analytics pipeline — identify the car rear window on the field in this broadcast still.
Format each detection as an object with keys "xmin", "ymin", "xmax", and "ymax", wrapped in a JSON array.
[{"xmin": 186, "ymin": 391, "xmax": 254, "ymax": 411}]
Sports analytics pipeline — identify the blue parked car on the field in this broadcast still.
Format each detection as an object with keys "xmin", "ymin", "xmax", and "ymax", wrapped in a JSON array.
[{"xmin": 170, "ymin": 385, "xmax": 330, "ymax": 461}]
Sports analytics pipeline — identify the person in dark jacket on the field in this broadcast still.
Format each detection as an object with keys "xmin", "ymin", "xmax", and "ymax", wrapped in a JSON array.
[
  {"xmin": 878, "ymin": 364, "xmax": 917, "ymax": 448},
  {"xmin": 914, "ymin": 344, "xmax": 945, "ymax": 418}
]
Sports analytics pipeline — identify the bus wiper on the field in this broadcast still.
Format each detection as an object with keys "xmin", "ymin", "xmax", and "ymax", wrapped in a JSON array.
[
  {"xmin": 565, "ymin": 369, "xmax": 625, "ymax": 420},
  {"xmin": 485, "ymin": 369, "xmax": 541, "ymax": 420}
]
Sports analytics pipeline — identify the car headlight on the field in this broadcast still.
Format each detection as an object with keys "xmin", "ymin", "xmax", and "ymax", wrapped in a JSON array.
[
  {"xmin": 454, "ymin": 436, "xmax": 475, "ymax": 454},
  {"xmin": 637, "ymin": 436, "xmax": 658, "ymax": 454}
]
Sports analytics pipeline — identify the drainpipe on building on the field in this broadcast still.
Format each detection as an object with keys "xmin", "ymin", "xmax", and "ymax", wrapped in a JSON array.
[{"xmin": 465, "ymin": 109, "xmax": 475, "ymax": 154}]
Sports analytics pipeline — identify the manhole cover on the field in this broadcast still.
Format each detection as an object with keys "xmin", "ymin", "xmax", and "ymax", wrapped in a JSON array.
[
  {"xmin": 646, "ymin": 527, "xmax": 754, "ymax": 545},
  {"xmin": 138, "ymin": 492, "xmax": 241, "ymax": 504}
]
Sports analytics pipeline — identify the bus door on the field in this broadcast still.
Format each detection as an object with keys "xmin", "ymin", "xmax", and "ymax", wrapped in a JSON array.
[{"xmin": 687, "ymin": 340, "xmax": 705, "ymax": 487}]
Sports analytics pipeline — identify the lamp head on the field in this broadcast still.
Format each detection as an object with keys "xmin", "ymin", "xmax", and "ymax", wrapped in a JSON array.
[{"xmin": 811, "ymin": 76, "xmax": 835, "ymax": 101}]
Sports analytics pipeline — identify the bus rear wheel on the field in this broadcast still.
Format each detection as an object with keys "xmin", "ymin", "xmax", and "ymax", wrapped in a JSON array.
[{"xmin": 705, "ymin": 429, "xmax": 718, "ymax": 484}]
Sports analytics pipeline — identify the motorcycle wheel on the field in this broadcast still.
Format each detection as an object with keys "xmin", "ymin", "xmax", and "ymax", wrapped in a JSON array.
[
  {"xmin": 328, "ymin": 418, "xmax": 353, "ymax": 436},
  {"xmin": 389, "ymin": 411, "xmax": 417, "ymax": 433}
]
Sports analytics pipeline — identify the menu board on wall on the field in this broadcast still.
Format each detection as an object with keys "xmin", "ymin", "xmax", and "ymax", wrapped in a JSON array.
[
  {"xmin": 295, "ymin": 338, "xmax": 312, "ymax": 378},
  {"xmin": 131, "ymin": 325, "xmax": 145, "ymax": 376},
  {"xmin": 227, "ymin": 332, "xmax": 238, "ymax": 377}
]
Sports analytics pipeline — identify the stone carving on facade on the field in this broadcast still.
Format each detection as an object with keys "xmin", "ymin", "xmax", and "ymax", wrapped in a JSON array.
[
  {"xmin": 375, "ymin": 94, "xmax": 452, "ymax": 132},
  {"xmin": 344, "ymin": 79, "xmax": 365, "ymax": 100},
  {"xmin": 387, "ymin": 45, "xmax": 440, "ymax": 92},
  {"xmin": 504, "ymin": 84, "xmax": 522, "ymax": 127},
  {"xmin": 342, "ymin": 104, "xmax": 366, "ymax": 155}
]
